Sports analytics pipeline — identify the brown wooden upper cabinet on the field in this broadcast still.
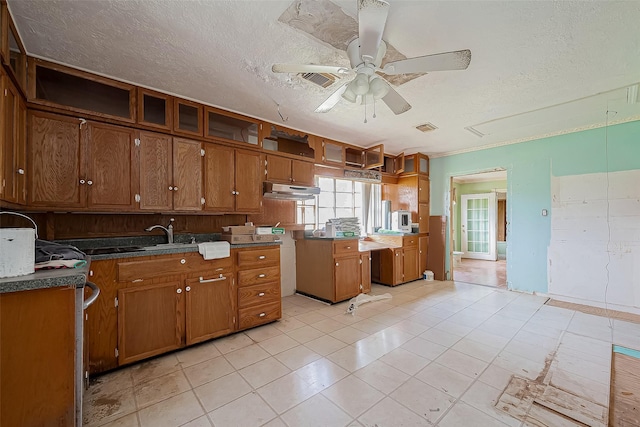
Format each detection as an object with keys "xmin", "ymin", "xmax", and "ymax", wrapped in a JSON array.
[
  {"xmin": 1, "ymin": 4, "xmax": 27, "ymax": 93},
  {"xmin": 345, "ymin": 144, "xmax": 384, "ymax": 169},
  {"xmin": 137, "ymin": 88, "xmax": 173, "ymax": 131},
  {"xmin": 262, "ymin": 124, "xmax": 315, "ymax": 160},
  {"xmin": 28, "ymin": 59, "xmax": 136, "ymax": 123},
  {"xmin": 401, "ymin": 153, "xmax": 430, "ymax": 176},
  {"xmin": 1, "ymin": 70, "xmax": 26, "ymax": 205},
  {"xmin": 173, "ymin": 98, "xmax": 203, "ymax": 137},
  {"xmin": 203, "ymin": 144, "xmax": 263, "ymax": 214},
  {"xmin": 382, "ymin": 152, "xmax": 405, "ymax": 174},
  {"xmin": 205, "ymin": 107, "xmax": 260, "ymax": 147},
  {"xmin": 265, "ymin": 154, "xmax": 314, "ymax": 186},
  {"xmin": 28, "ymin": 111, "xmax": 137, "ymax": 210},
  {"xmin": 317, "ymin": 138, "xmax": 345, "ymax": 166},
  {"xmin": 138, "ymin": 131, "xmax": 203, "ymax": 212}
]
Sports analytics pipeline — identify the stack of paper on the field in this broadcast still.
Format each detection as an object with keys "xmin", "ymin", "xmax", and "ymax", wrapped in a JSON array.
[{"xmin": 327, "ymin": 217, "xmax": 361, "ymax": 236}]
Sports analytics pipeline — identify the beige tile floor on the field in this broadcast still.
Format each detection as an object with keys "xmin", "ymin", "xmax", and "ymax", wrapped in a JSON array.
[
  {"xmin": 453, "ymin": 259, "xmax": 507, "ymax": 288},
  {"xmin": 84, "ymin": 280, "xmax": 639, "ymax": 427}
]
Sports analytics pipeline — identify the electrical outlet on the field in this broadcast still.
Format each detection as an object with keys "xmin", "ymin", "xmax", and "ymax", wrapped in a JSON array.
[{"xmin": 542, "ymin": 209, "xmax": 548, "ymax": 216}]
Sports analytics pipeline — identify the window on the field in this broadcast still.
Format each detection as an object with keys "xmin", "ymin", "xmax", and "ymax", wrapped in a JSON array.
[{"xmin": 297, "ymin": 177, "xmax": 382, "ymax": 234}]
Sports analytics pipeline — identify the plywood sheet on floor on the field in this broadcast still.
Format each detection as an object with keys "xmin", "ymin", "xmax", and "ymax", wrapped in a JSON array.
[
  {"xmin": 547, "ymin": 299, "xmax": 640, "ymax": 324},
  {"xmin": 610, "ymin": 350, "xmax": 640, "ymax": 426}
]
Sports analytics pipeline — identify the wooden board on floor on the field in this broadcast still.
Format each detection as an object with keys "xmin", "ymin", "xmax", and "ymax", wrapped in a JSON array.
[
  {"xmin": 610, "ymin": 351, "xmax": 640, "ymax": 426},
  {"xmin": 546, "ymin": 299, "xmax": 640, "ymax": 324}
]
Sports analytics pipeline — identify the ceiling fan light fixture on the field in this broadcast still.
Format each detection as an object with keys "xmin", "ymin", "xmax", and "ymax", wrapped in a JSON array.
[
  {"xmin": 351, "ymin": 73, "xmax": 370, "ymax": 95},
  {"xmin": 342, "ymin": 86, "xmax": 358, "ymax": 103},
  {"xmin": 369, "ymin": 77, "xmax": 390, "ymax": 99}
]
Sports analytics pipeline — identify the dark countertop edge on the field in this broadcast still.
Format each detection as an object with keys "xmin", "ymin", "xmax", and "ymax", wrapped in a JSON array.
[
  {"xmin": 88, "ymin": 241, "xmax": 283, "ymax": 260},
  {"xmin": 0, "ymin": 266, "xmax": 89, "ymax": 294}
]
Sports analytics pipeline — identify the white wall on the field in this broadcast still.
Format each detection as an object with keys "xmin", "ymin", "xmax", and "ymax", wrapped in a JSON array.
[{"xmin": 548, "ymin": 170, "xmax": 640, "ymax": 314}]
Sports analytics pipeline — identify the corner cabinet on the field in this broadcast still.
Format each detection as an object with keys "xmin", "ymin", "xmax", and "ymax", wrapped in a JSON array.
[
  {"xmin": 203, "ymin": 144, "xmax": 263, "ymax": 213},
  {"xmin": 295, "ymin": 239, "xmax": 368, "ymax": 303},
  {"xmin": 369, "ymin": 235, "xmax": 420, "ymax": 286}
]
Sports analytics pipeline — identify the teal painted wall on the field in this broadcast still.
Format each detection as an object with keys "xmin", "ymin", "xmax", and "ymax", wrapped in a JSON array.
[
  {"xmin": 430, "ymin": 120, "xmax": 640, "ymax": 293},
  {"xmin": 497, "ymin": 242, "xmax": 507, "ymax": 259},
  {"xmin": 453, "ymin": 179, "xmax": 507, "ymax": 252}
]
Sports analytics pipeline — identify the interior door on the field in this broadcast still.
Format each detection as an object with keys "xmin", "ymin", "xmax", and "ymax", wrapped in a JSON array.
[{"xmin": 461, "ymin": 193, "xmax": 497, "ymax": 261}]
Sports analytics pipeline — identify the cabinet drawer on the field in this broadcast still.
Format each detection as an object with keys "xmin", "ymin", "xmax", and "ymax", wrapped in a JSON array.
[
  {"xmin": 238, "ymin": 266, "xmax": 280, "ymax": 287},
  {"xmin": 402, "ymin": 236, "xmax": 418, "ymax": 247},
  {"xmin": 238, "ymin": 282, "xmax": 280, "ymax": 308},
  {"xmin": 332, "ymin": 240, "xmax": 359, "ymax": 256},
  {"xmin": 117, "ymin": 254, "xmax": 231, "ymax": 282},
  {"xmin": 237, "ymin": 247, "xmax": 280, "ymax": 268},
  {"xmin": 238, "ymin": 301, "xmax": 281, "ymax": 329}
]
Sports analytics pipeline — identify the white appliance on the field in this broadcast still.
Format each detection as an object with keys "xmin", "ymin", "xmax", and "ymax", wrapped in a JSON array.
[{"xmin": 391, "ymin": 210, "xmax": 411, "ymax": 232}]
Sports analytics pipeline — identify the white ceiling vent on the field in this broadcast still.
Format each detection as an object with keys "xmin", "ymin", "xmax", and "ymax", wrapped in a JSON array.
[
  {"xmin": 299, "ymin": 72, "xmax": 338, "ymax": 88},
  {"xmin": 415, "ymin": 123, "xmax": 438, "ymax": 132}
]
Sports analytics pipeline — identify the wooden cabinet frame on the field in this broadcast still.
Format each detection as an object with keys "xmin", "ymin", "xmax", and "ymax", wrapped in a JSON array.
[
  {"xmin": 173, "ymin": 98, "xmax": 203, "ymax": 137},
  {"xmin": 204, "ymin": 105, "xmax": 261, "ymax": 147},
  {"xmin": 137, "ymin": 87, "xmax": 173, "ymax": 131},
  {"xmin": 27, "ymin": 59, "xmax": 136, "ymax": 123},
  {"xmin": 1, "ymin": 3, "xmax": 27, "ymax": 93}
]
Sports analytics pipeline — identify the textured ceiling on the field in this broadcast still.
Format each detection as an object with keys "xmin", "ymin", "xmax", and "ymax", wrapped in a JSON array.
[{"xmin": 9, "ymin": 0, "xmax": 640, "ymax": 156}]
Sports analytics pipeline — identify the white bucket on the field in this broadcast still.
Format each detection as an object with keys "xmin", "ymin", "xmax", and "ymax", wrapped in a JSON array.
[
  {"xmin": 0, "ymin": 212, "xmax": 38, "ymax": 278},
  {"xmin": 423, "ymin": 270, "xmax": 435, "ymax": 281}
]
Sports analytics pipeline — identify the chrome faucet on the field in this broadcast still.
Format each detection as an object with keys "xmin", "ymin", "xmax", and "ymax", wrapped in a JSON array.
[{"xmin": 145, "ymin": 218, "xmax": 175, "ymax": 244}]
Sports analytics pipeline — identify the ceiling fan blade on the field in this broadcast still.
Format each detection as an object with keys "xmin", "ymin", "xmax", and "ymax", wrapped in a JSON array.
[
  {"xmin": 381, "ymin": 85, "xmax": 412, "ymax": 115},
  {"xmin": 358, "ymin": 0, "xmax": 390, "ymax": 63},
  {"xmin": 381, "ymin": 49, "xmax": 472, "ymax": 75},
  {"xmin": 314, "ymin": 82, "xmax": 349, "ymax": 113},
  {"xmin": 272, "ymin": 64, "xmax": 350, "ymax": 75}
]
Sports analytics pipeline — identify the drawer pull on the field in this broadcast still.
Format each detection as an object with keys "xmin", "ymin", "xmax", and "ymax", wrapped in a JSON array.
[
  {"xmin": 180, "ymin": 259, "xmax": 186, "ymax": 264},
  {"xmin": 132, "ymin": 279, "xmax": 143, "ymax": 283},
  {"xmin": 258, "ymin": 274, "xmax": 266, "ymax": 278},
  {"xmin": 200, "ymin": 275, "xmax": 226, "ymax": 283},
  {"xmin": 258, "ymin": 292, "xmax": 265, "ymax": 297},
  {"xmin": 346, "ymin": 246, "xmax": 351, "ymax": 249},
  {"xmin": 258, "ymin": 313, "xmax": 266, "ymax": 317},
  {"xmin": 215, "ymin": 267, "xmax": 224, "ymax": 271},
  {"xmin": 258, "ymin": 255, "xmax": 266, "ymax": 260}
]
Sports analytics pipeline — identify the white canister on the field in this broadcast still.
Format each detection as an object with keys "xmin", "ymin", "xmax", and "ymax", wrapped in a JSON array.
[{"xmin": 0, "ymin": 212, "xmax": 38, "ymax": 278}]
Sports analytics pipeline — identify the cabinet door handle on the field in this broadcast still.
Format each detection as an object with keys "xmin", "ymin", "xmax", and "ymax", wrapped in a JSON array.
[
  {"xmin": 346, "ymin": 246, "xmax": 351, "ymax": 249},
  {"xmin": 258, "ymin": 274, "xmax": 266, "ymax": 278},
  {"xmin": 17, "ymin": 168, "xmax": 24, "ymax": 175},
  {"xmin": 169, "ymin": 186, "xmax": 174, "ymax": 191},
  {"xmin": 185, "ymin": 286, "xmax": 191, "ymax": 292},
  {"xmin": 258, "ymin": 255, "xmax": 266, "ymax": 260},
  {"xmin": 258, "ymin": 292, "xmax": 265, "ymax": 297},
  {"xmin": 87, "ymin": 180, "xmax": 93, "ymax": 186},
  {"xmin": 235, "ymin": 191, "xmax": 239, "ymax": 195},
  {"xmin": 173, "ymin": 186, "xmax": 178, "ymax": 191},
  {"xmin": 199, "ymin": 275, "xmax": 226, "ymax": 283},
  {"xmin": 259, "ymin": 313, "xmax": 266, "ymax": 317},
  {"xmin": 79, "ymin": 179, "xmax": 85, "ymax": 184},
  {"xmin": 335, "ymin": 262, "xmax": 339, "ymax": 266},
  {"xmin": 176, "ymin": 288, "xmax": 182, "ymax": 294},
  {"xmin": 180, "ymin": 259, "xmax": 186, "ymax": 264}
]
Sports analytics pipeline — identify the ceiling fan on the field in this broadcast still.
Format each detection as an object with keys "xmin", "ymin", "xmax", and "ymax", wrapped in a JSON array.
[{"xmin": 272, "ymin": 0, "xmax": 471, "ymax": 116}]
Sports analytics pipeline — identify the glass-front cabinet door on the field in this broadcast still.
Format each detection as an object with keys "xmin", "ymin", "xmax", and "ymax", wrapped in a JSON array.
[
  {"xmin": 173, "ymin": 98, "xmax": 203, "ymax": 136},
  {"xmin": 2, "ymin": 9, "xmax": 27, "ymax": 92},
  {"xmin": 205, "ymin": 107, "xmax": 259, "ymax": 146},
  {"xmin": 321, "ymin": 139, "xmax": 345, "ymax": 165},
  {"xmin": 364, "ymin": 144, "xmax": 384, "ymax": 169},
  {"xmin": 137, "ymin": 88, "xmax": 172, "ymax": 130}
]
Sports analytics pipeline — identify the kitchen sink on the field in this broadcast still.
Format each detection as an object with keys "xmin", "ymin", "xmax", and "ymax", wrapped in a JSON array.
[
  {"xmin": 141, "ymin": 243, "xmax": 199, "ymax": 251},
  {"xmin": 83, "ymin": 246, "xmax": 143, "ymax": 255}
]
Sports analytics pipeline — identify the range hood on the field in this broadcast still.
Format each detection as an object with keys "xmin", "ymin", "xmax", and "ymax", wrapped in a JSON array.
[{"xmin": 263, "ymin": 182, "xmax": 320, "ymax": 201}]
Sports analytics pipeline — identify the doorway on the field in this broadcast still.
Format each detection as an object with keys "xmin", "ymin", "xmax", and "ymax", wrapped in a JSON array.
[{"xmin": 451, "ymin": 171, "xmax": 507, "ymax": 288}]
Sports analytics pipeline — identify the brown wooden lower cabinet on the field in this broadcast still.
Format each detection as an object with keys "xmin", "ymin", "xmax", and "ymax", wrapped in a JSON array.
[
  {"xmin": 295, "ymin": 238, "xmax": 369, "ymax": 303},
  {"xmin": 185, "ymin": 272, "xmax": 236, "ymax": 345},
  {"xmin": 369, "ymin": 235, "xmax": 421, "ymax": 286},
  {"xmin": 360, "ymin": 251, "xmax": 371, "ymax": 294},
  {"xmin": 118, "ymin": 281, "xmax": 183, "ymax": 365},
  {"xmin": 87, "ymin": 247, "xmax": 281, "ymax": 375},
  {"xmin": 1, "ymin": 286, "xmax": 76, "ymax": 427}
]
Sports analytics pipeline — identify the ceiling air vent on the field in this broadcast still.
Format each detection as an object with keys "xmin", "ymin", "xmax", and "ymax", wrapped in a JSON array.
[
  {"xmin": 299, "ymin": 72, "xmax": 338, "ymax": 88},
  {"xmin": 416, "ymin": 123, "xmax": 438, "ymax": 132}
]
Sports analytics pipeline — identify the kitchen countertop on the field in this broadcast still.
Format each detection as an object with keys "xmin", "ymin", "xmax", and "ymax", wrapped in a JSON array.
[
  {"xmin": 1, "ymin": 235, "xmax": 282, "ymax": 293},
  {"xmin": 0, "ymin": 264, "xmax": 89, "ymax": 294}
]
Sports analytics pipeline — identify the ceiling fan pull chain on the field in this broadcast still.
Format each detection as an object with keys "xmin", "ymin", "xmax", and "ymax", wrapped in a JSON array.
[{"xmin": 364, "ymin": 95, "xmax": 368, "ymax": 123}]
